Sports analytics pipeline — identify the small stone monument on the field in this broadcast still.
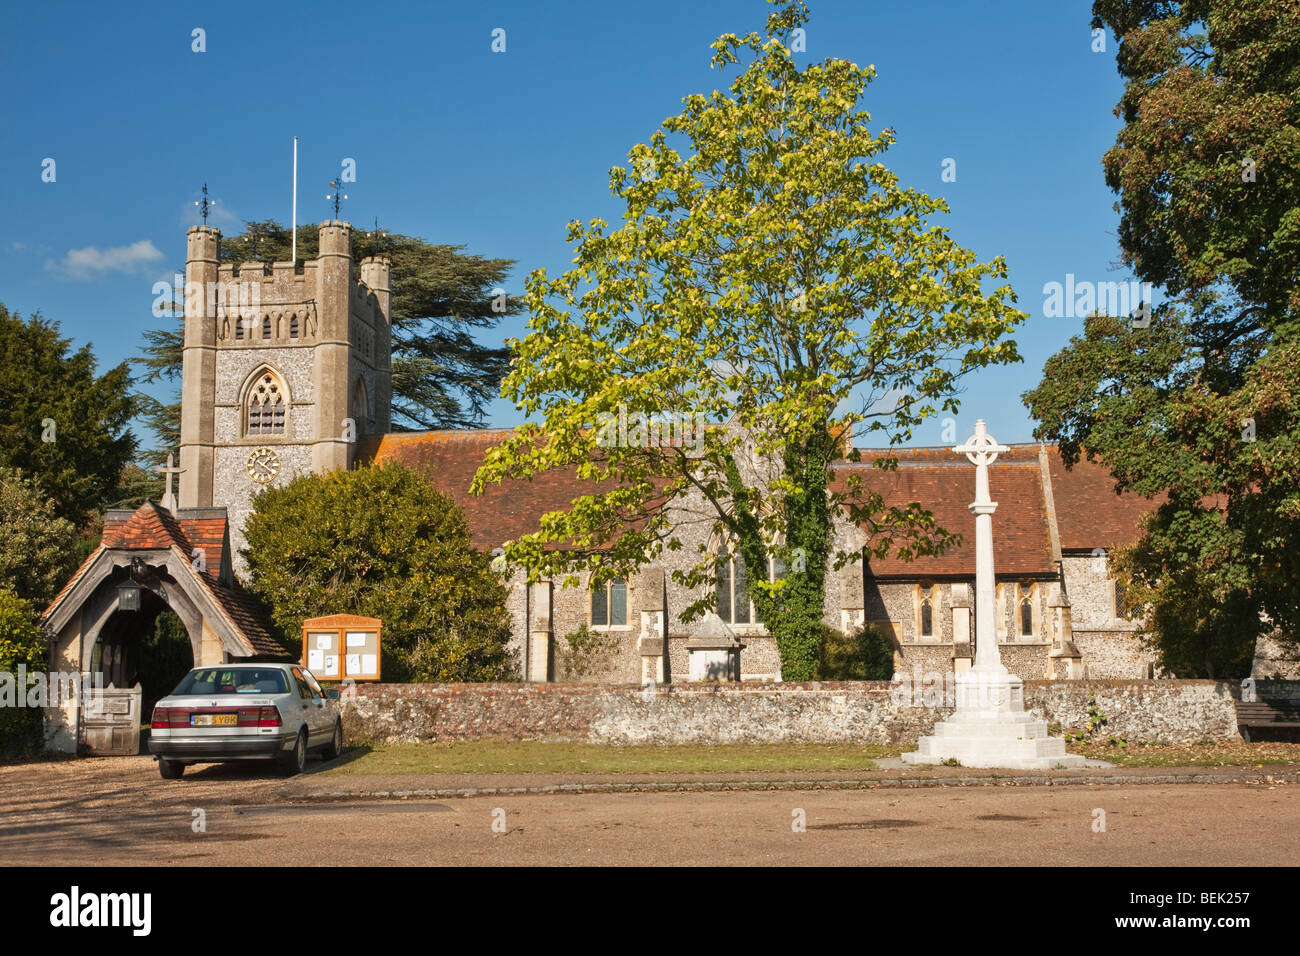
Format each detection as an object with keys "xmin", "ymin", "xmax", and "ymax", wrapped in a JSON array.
[
  {"xmin": 902, "ymin": 421, "xmax": 1084, "ymax": 769},
  {"xmin": 686, "ymin": 612, "xmax": 743, "ymax": 681}
]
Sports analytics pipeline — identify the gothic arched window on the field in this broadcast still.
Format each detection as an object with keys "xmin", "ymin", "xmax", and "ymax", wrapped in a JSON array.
[
  {"xmin": 247, "ymin": 372, "xmax": 286, "ymax": 435},
  {"xmin": 920, "ymin": 598, "xmax": 933, "ymax": 637},
  {"xmin": 289, "ymin": 314, "xmax": 299, "ymax": 339},
  {"xmin": 262, "ymin": 316, "xmax": 272, "ymax": 339},
  {"xmin": 716, "ymin": 544, "xmax": 783, "ymax": 626},
  {"xmin": 1020, "ymin": 597, "xmax": 1033, "ymax": 636}
]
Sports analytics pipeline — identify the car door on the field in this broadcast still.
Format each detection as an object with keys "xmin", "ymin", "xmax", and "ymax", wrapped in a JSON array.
[
  {"xmin": 302, "ymin": 669, "xmax": 339, "ymax": 729},
  {"xmin": 289, "ymin": 667, "xmax": 325, "ymax": 744}
]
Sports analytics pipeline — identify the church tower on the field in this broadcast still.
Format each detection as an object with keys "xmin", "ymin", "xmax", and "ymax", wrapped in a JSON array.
[{"xmin": 177, "ymin": 221, "xmax": 392, "ymax": 567}]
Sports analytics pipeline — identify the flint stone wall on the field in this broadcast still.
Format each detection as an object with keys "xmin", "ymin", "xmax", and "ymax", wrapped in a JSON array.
[{"xmin": 342, "ymin": 679, "xmax": 1240, "ymax": 747}]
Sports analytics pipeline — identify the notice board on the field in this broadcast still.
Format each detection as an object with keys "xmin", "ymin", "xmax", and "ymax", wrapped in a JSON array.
[{"xmin": 300, "ymin": 614, "xmax": 382, "ymax": 682}]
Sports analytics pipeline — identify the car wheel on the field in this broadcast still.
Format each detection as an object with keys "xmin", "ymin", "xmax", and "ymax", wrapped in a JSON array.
[
  {"xmin": 322, "ymin": 721, "xmax": 343, "ymax": 760},
  {"xmin": 279, "ymin": 728, "xmax": 307, "ymax": 776},
  {"xmin": 158, "ymin": 758, "xmax": 185, "ymax": 780}
]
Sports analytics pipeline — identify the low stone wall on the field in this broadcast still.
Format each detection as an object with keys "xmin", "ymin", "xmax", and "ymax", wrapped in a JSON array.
[{"xmin": 342, "ymin": 679, "xmax": 1240, "ymax": 747}]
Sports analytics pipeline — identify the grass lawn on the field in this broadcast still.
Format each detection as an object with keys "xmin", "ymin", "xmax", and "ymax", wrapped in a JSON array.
[
  {"xmin": 326, "ymin": 741, "xmax": 901, "ymax": 775},
  {"xmin": 1066, "ymin": 739, "xmax": 1300, "ymax": 767}
]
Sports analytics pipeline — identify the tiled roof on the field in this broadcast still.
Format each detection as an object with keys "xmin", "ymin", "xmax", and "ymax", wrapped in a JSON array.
[
  {"xmin": 357, "ymin": 431, "xmax": 1162, "ymax": 579},
  {"xmin": 835, "ymin": 446, "xmax": 1055, "ymax": 577},
  {"xmin": 357, "ymin": 431, "xmax": 628, "ymax": 551},
  {"xmin": 1045, "ymin": 451, "xmax": 1160, "ymax": 551},
  {"xmin": 44, "ymin": 502, "xmax": 288, "ymax": 660}
]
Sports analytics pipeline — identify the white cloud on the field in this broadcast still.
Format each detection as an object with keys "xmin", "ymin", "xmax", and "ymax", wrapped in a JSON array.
[{"xmin": 47, "ymin": 240, "xmax": 165, "ymax": 280}]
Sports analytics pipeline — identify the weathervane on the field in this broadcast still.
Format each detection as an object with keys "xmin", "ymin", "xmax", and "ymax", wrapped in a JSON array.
[
  {"xmin": 372, "ymin": 217, "xmax": 391, "ymax": 255},
  {"xmin": 327, "ymin": 178, "xmax": 348, "ymax": 219},
  {"xmin": 194, "ymin": 183, "xmax": 216, "ymax": 225}
]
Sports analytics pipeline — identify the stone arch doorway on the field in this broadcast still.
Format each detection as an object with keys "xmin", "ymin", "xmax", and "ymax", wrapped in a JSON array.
[
  {"xmin": 89, "ymin": 588, "xmax": 195, "ymax": 720},
  {"xmin": 41, "ymin": 501, "xmax": 290, "ymax": 755}
]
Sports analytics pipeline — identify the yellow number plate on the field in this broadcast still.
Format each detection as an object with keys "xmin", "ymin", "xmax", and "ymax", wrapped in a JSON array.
[{"xmin": 192, "ymin": 713, "xmax": 238, "ymax": 727}]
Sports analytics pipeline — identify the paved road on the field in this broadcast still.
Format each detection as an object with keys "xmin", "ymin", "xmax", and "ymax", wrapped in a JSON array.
[{"xmin": 3, "ymin": 757, "xmax": 1297, "ymax": 865}]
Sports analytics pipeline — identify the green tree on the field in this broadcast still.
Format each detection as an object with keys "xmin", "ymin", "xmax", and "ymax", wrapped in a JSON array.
[
  {"xmin": 0, "ymin": 304, "xmax": 137, "ymax": 528},
  {"xmin": 0, "ymin": 588, "xmax": 44, "ymax": 758},
  {"xmin": 134, "ymin": 220, "xmax": 521, "ymax": 467},
  {"xmin": 0, "ymin": 466, "xmax": 78, "ymax": 609},
  {"xmin": 814, "ymin": 623, "xmax": 894, "ymax": 681},
  {"xmin": 0, "ymin": 589, "xmax": 43, "ymax": 670},
  {"xmin": 473, "ymin": 1, "xmax": 1025, "ymax": 680},
  {"xmin": 243, "ymin": 463, "xmax": 515, "ymax": 682},
  {"xmin": 1025, "ymin": 1, "xmax": 1300, "ymax": 673}
]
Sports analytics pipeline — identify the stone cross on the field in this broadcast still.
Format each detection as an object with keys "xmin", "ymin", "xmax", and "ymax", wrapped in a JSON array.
[
  {"xmin": 156, "ymin": 453, "xmax": 185, "ymax": 515},
  {"xmin": 953, "ymin": 420, "xmax": 1008, "ymax": 670}
]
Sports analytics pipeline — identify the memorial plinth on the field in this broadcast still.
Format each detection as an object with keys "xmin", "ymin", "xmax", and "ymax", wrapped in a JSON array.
[{"xmin": 901, "ymin": 421, "xmax": 1084, "ymax": 770}]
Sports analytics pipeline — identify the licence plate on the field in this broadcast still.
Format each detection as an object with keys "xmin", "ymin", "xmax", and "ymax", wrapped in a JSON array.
[{"xmin": 191, "ymin": 713, "xmax": 237, "ymax": 727}]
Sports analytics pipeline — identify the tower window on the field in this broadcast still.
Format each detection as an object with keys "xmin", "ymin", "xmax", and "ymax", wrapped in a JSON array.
[
  {"xmin": 262, "ymin": 316, "xmax": 272, "ymax": 339},
  {"xmin": 289, "ymin": 314, "xmax": 299, "ymax": 339},
  {"xmin": 247, "ymin": 373, "xmax": 286, "ymax": 435}
]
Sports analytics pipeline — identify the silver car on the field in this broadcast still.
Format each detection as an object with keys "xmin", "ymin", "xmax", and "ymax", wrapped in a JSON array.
[{"xmin": 148, "ymin": 663, "xmax": 343, "ymax": 779}]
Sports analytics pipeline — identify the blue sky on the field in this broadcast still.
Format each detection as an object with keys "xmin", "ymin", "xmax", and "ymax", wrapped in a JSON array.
[{"xmin": 0, "ymin": 0, "xmax": 1130, "ymax": 454}]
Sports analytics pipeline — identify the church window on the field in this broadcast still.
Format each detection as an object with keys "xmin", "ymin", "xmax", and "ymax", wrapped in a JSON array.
[
  {"xmin": 1114, "ymin": 580, "xmax": 1128, "ymax": 617},
  {"xmin": 1020, "ymin": 597, "xmax": 1033, "ymax": 636},
  {"xmin": 716, "ymin": 545, "xmax": 782, "ymax": 626},
  {"xmin": 915, "ymin": 581, "xmax": 938, "ymax": 640},
  {"xmin": 289, "ymin": 314, "xmax": 299, "ymax": 339},
  {"xmin": 235, "ymin": 317, "xmax": 245, "ymax": 340},
  {"xmin": 247, "ymin": 373, "xmax": 286, "ymax": 435},
  {"xmin": 262, "ymin": 316, "xmax": 272, "ymax": 339},
  {"xmin": 591, "ymin": 578, "xmax": 627, "ymax": 627}
]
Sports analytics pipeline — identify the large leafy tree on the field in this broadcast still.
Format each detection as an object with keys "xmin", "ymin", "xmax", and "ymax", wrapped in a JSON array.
[
  {"xmin": 473, "ymin": 1, "xmax": 1025, "ymax": 680},
  {"xmin": 0, "ymin": 467, "xmax": 78, "ymax": 609},
  {"xmin": 135, "ymin": 220, "xmax": 521, "ymax": 466},
  {"xmin": 0, "ymin": 304, "xmax": 137, "ymax": 528},
  {"xmin": 1025, "ymin": 0, "xmax": 1300, "ymax": 676},
  {"xmin": 243, "ymin": 463, "xmax": 516, "ymax": 682}
]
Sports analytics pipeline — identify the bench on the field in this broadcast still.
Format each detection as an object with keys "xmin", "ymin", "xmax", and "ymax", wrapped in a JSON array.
[{"xmin": 1235, "ymin": 698, "xmax": 1300, "ymax": 742}]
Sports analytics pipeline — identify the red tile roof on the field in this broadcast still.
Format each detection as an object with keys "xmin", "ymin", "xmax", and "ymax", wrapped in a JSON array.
[
  {"xmin": 1046, "ymin": 452, "xmax": 1161, "ymax": 551},
  {"xmin": 358, "ymin": 431, "xmax": 1162, "ymax": 579},
  {"xmin": 835, "ymin": 446, "xmax": 1055, "ymax": 577},
  {"xmin": 45, "ymin": 502, "xmax": 287, "ymax": 660},
  {"xmin": 357, "ymin": 431, "xmax": 632, "ymax": 551}
]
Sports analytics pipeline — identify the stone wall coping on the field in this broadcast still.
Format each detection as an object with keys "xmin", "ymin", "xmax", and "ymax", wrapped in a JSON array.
[{"xmin": 354, "ymin": 678, "xmax": 1229, "ymax": 697}]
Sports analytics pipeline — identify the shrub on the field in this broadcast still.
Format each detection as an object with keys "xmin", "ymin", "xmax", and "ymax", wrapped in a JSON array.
[
  {"xmin": 814, "ymin": 623, "xmax": 895, "ymax": 680},
  {"xmin": 244, "ymin": 462, "xmax": 516, "ymax": 682},
  {"xmin": 0, "ymin": 588, "xmax": 44, "ymax": 760}
]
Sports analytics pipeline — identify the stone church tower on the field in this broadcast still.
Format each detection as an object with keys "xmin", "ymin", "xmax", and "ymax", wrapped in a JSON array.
[{"xmin": 177, "ymin": 221, "xmax": 391, "ymax": 566}]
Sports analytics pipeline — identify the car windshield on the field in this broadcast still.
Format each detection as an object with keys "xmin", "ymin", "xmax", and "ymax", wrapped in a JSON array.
[{"xmin": 171, "ymin": 668, "xmax": 288, "ymax": 696}]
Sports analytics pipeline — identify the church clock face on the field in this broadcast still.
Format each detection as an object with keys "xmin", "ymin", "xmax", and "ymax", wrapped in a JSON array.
[{"xmin": 245, "ymin": 447, "xmax": 281, "ymax": 484}]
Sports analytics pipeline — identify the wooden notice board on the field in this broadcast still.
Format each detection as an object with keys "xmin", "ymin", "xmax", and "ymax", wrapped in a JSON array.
[{"xmin": 301, "ymin": 614, "xmax": 382, "ymax": 682}]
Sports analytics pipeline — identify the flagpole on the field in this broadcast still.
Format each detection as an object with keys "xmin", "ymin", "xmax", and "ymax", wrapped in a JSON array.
[{"xmin": 291, "ymin": 136, "xmax": 298, "ymax": 263}]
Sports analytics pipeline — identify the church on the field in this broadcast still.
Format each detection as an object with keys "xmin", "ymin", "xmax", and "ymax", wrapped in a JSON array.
[{"xmin": 40, "ymin": 219, "xmax": 1245, "ymax": 752}]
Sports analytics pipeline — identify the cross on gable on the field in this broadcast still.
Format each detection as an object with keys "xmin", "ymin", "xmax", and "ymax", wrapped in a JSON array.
[
  {"xmin": 155, "ymin": 453, "xmax": 185, "ymax": 515},
  {"xmin": 953, "ymin": 419, "xmax": 1008, "ymax": 466}
]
